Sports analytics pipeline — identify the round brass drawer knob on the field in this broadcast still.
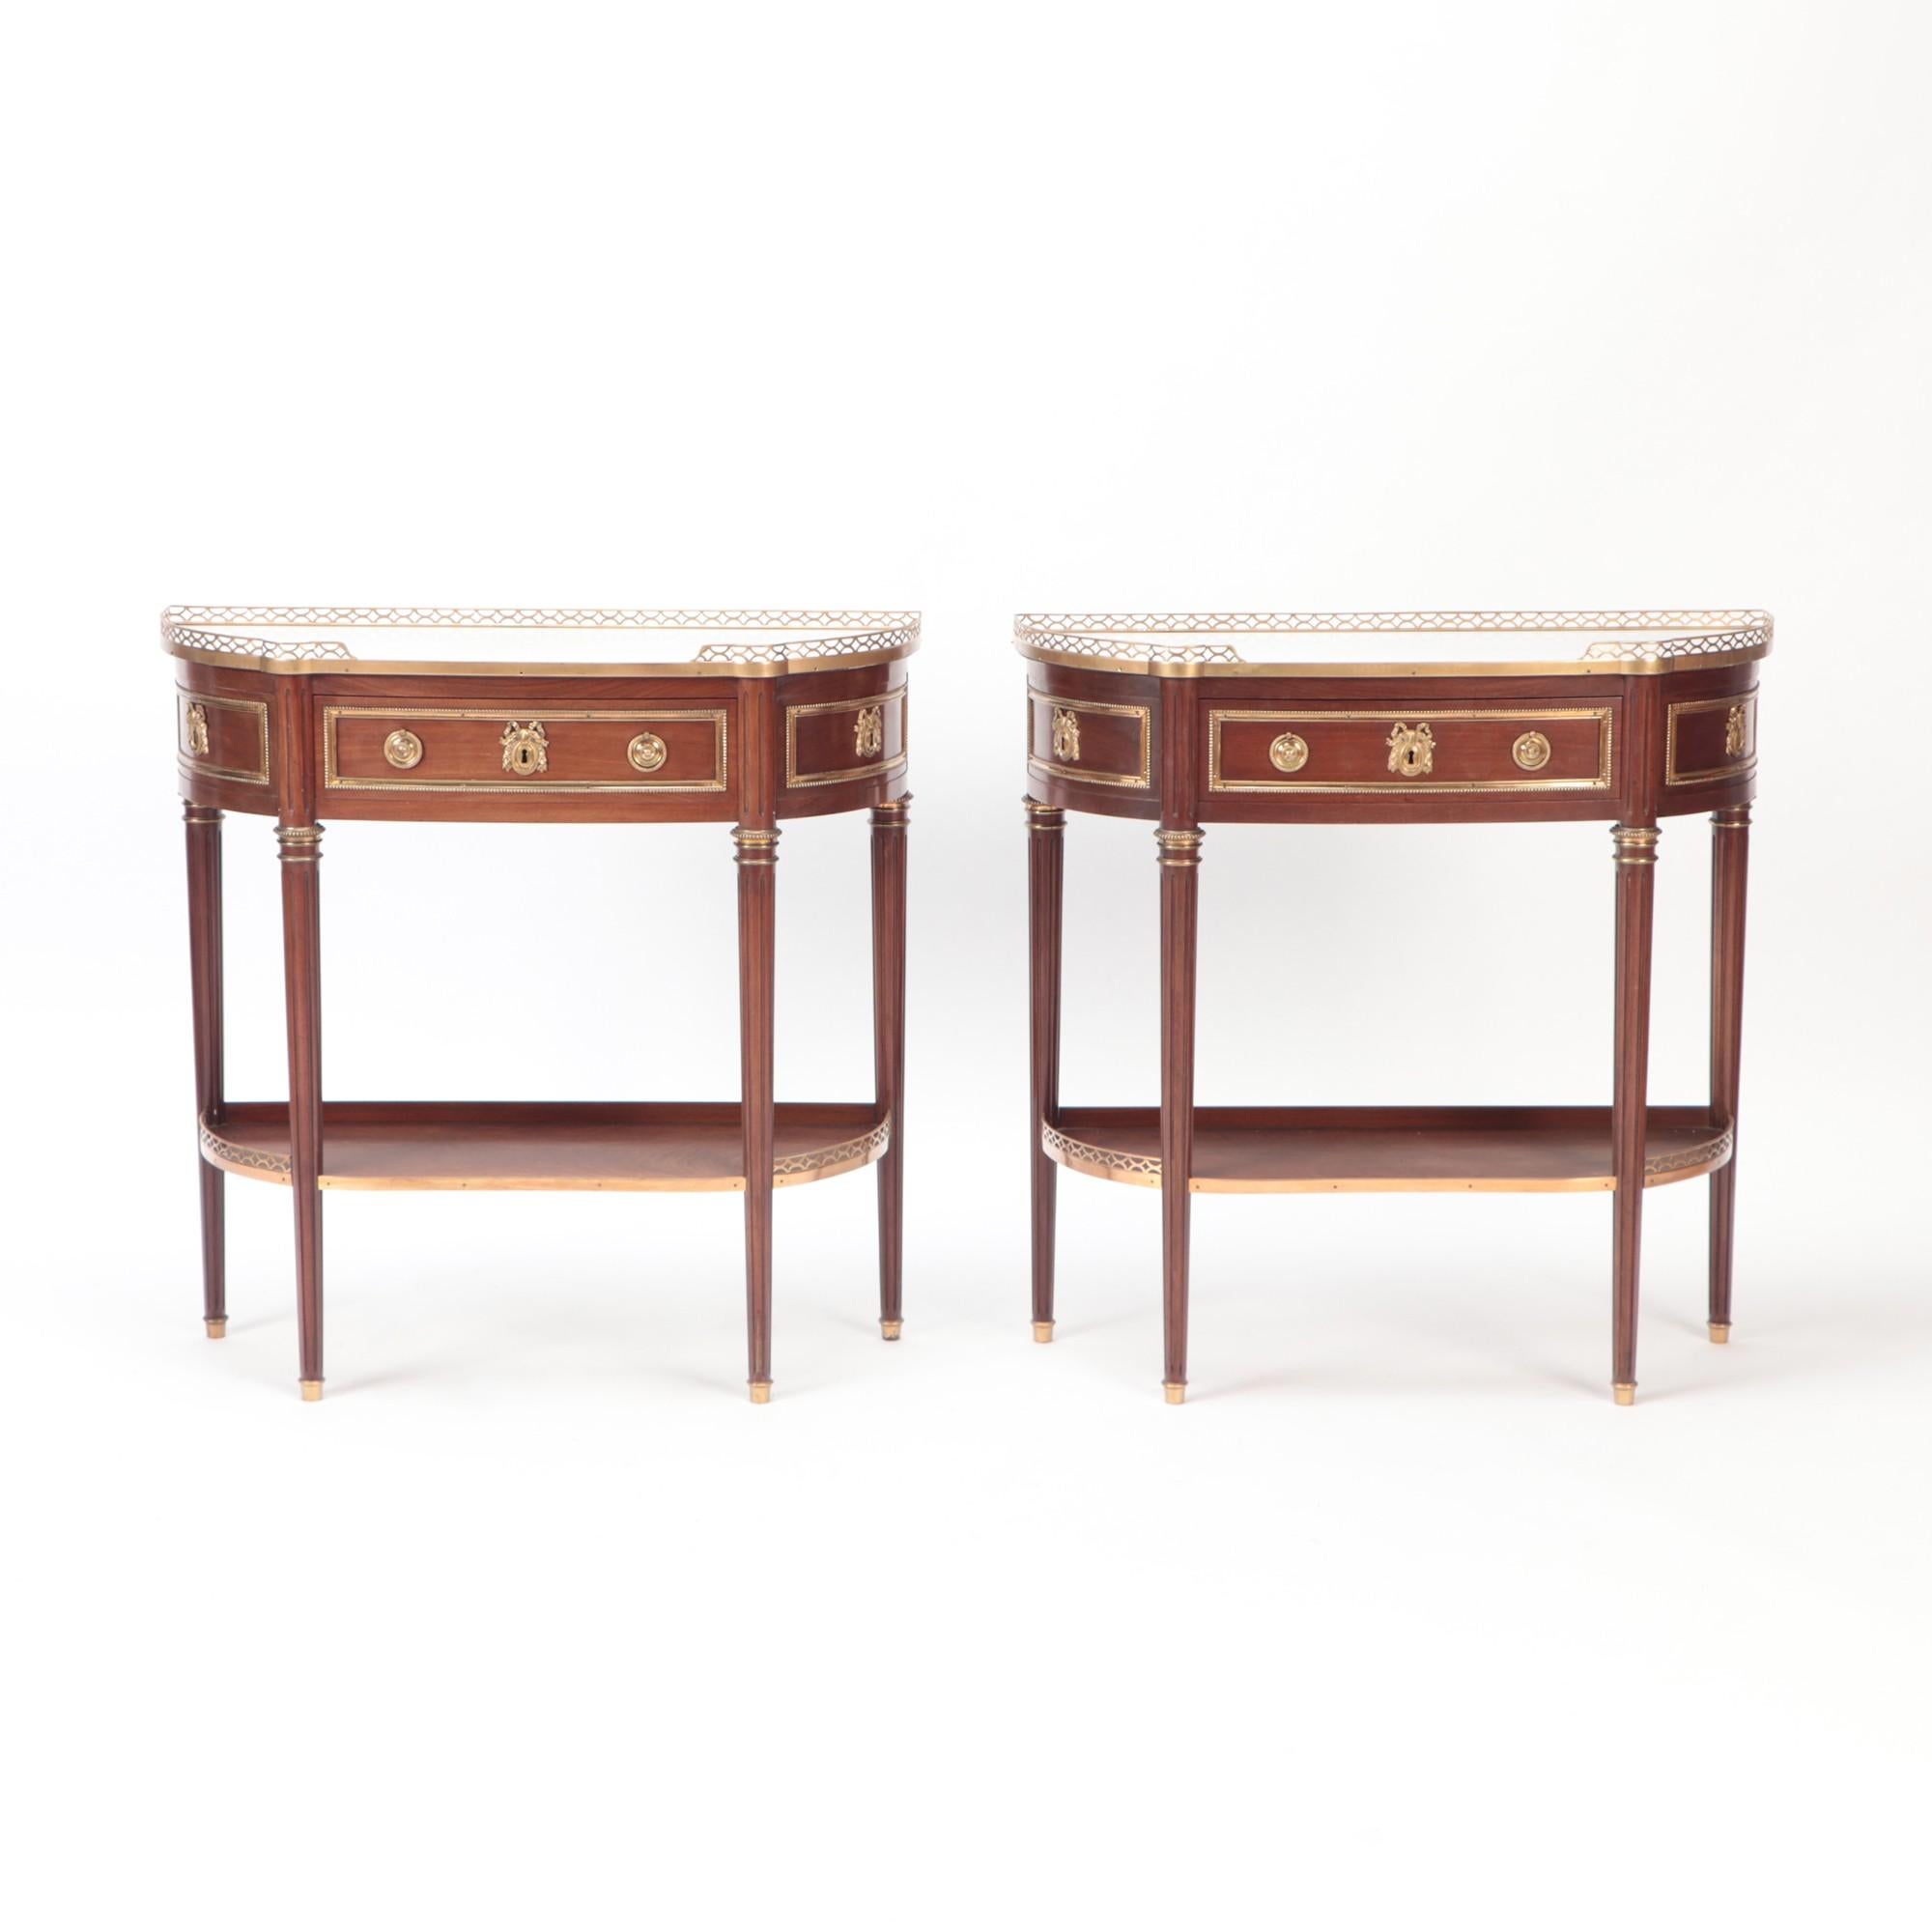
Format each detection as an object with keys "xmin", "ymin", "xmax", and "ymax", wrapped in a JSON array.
[
  {"xmin": 1268, "ymin": 731, "xmax": 1310, "ymax": 774},
  {"xmin": 627, "ymin": 731, "xmax": 668, "ymax": 774},
  {"xmin": 383, "ymin": 728, "xmax": 424, "ymax": 770},
  {"xmin": 1511, "ymin": 730, "xmax": 1552, "ymax": 772}
]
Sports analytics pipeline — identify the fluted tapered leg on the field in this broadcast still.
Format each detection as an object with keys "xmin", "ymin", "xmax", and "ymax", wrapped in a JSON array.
[
  {"xmin": 1157, "ymin": 826, "xmax": 1203, "ymax": 1403},
  {"xmin": 1709, "ymin": 805, "xmax": 1750, "ymax": 1343},
  {"xmin": 277, "ymin": 822, "xmax": 325, "ymax": 1401},
  {"xmin": 185, "ymin": 805, "xmax": 227, "ymax": 1339},
  {"xmin": 1610, "ymin": 823, "xmax": 1659, "ymax": 1405},
  {"xmin": 1026, "ymin": 799, "xmax": 1065, "ymax": 1344},
  {"xmin": 871, "ymin": 799, "xmax": 910, "ymax": 1340},
  {"xmin": 735, "ymin": 826, "xmax": 779, "ymax": 1402}
]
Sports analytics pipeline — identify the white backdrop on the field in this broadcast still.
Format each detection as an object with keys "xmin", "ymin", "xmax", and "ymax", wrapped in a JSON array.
[{"xmin": 6, "ymin": 2, "xmax": 1930, "ymax": 1926}]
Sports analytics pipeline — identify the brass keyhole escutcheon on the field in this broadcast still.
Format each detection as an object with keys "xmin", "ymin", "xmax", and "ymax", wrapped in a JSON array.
[
  {"xmin": 185, "ymin": 702, "xmax": 211, "ymax": 759},
  {"xmin": 1385, "ymin": 721, "xmax": 1435, "ymax": 779},
  {"xmin": 1724, "ymin": 703, "xmax": 1747, "ymax": 758},
  {"xmin": 854, "ymin": 705, "xmax": 884, "ymax": 759},
  {"xmin": 500, "ymin": 720, "xmax": 549, "ymax": 778},
  {"xmin": 1050, "ymin": 706, "xmax": 1081, "ymax": 762},
  {"xmin": 627, "ymin": 731, "xmax": 668, "ymax": 774},
  {"xmin": 1511, "ymin": 730, "xmax": 1551, "ymax": 772},
  {"xmin": 1268, "ymin": 731, "xmax": 1309, "ymax": 774},
  {"xmin": 384, "ymin": 728, "xmax": 424, "ymax": 771}
]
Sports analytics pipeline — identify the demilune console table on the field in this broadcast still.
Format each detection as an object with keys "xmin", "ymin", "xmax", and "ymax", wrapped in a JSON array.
[
  {"xmin": 171, "ymin": 607, "xmax": 916, "ymax": 1403},
  {"xmin": 1020, "ymin": 611, "xmax": 1767, "ymax": 1406}
]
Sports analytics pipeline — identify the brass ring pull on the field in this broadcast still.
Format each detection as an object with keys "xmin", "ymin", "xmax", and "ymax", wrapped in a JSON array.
[
  {"xmin": 384, "ymin": 728, "xmax": 424, "ymax": 770},
  {"xmin": 1511, "ymin": 730, "xmax": 1551, "ymax": 772},
  {"xmin": 1268, "ymin": 731, "xmax": 1309, "ymax": 774},
  {"xmin": 627, "ymin": 731, "xmax": 668, "ymax": 774}
]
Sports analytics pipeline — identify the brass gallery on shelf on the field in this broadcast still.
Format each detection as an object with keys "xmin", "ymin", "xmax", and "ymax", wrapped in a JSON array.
[
  {"xmin": 1020, "ymin": 610, "xmax": 1767, "ymax": 1407},
  {"xmin": 171, "ymin": 608, "xmax": 916, "ymax": 1405}
]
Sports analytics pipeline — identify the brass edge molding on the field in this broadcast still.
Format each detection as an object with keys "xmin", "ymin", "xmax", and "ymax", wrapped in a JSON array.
[
  {"xmin": 870, "ymin": 794, "xmax": 913, "ymax": 823},
  {"xmin": 1665, "ymin": 690, "xmax": 1759, "ymax": 786},
  {"xmin": 1712, "ymin": 805, "xmax": 1752, "ymax": 830},
  {"xmin": 732, "ymin": 826, "xmax": 781, "ymax": 867},
  {"xmin": 167, "ymin": 641, "xmax": 919, "ymax": 681},
  {"xmin": 783, "ymin": 686, "xmax": 910, "ymax": 789},
  {"xmin": 321, "ymin": 706, "xmax": 729, "ymax": 794},
  {"xmin": 1611, "ymin": 824, "xmax": 1660, "ymax": 866},
  {"xmin": 1026, "ymin": 694, "xmax": 1152, "ymax": 788},
  {"xmin": 176, "ymin": 689, "xmax": 271, "ymax": 784},
  {"xmin": 1154, "ymin": 827, "xmax": 1205, "ymax": 867},
  {"xmin": 1207, "ymin": 706, "xmax": 1614, "ymax": 794},
  {"xmin": 1021, "ymin": 795, "xmax": 1067, "ymax": 825}
]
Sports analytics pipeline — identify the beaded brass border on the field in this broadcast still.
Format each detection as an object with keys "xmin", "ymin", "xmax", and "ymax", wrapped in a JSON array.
[
  {"xmin": 1026, "ymin": 695, "xmax": 1152, "ymax": 788},
  {"xmin": 1207, "ymin": 707, "xmax": 1613, "ymax": 794},
  {"xmin": 783, "ymin": 687, "xmax": 909, "ymax": 789},
  {"xmin": 321, "ymin": 707, "xmax": 728, "ymax": 794},
  {"xmin": 1664, "ymin": 690, "xmax": 1758, "ymax": 786},
  {"xmin": 176, "ymin": 689, "xmax": 270, "ymax": 785}
]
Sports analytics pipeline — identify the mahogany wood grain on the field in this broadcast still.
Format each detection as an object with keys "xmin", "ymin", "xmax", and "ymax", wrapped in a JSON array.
[
  {"xmin": 1709, "ymin": 806, "xmax": 1751, "ymax": 1332},
  {"xmin": 1026, "ymin": 802, "xmax": 1066, "ymax": 1333},
  {"xmin": 203, "ymin": 1101, "xmax": 887, "ymax": 1189},
  {"xmin": 1048, "ymin": 1105, "xmax": 1731, "ymax": 1191},
  {"xmin": 1156, "ymin": 683, "xmax": 1202, "ymax": 1396},
  {"xmin": 736, "ymin": 685, "xmax": 780, "ymax": 1395},
  {"xmin": 870, "ymin": 800, "xmax": 910, "ymax": 1330},
  {"xmin": 184, "ymin": 806, "xmax": 225, "ymax": 1330},
  {"xmin": 277, "ymin": 819, "xmax": 324, "ymax": 1392}
]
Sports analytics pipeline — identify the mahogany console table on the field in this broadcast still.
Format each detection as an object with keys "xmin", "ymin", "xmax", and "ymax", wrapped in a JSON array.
[
  {"xmin": 1021, "ymin": 611, "xmax": 1768, "ymax": 1406},
  {"xmin": 171, "ymin": 608, "xmax": 916, "ymax": 1403}
]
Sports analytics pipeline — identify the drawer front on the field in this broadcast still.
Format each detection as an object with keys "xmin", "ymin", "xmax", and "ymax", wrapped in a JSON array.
[
  {"xmin": 178, "ymin": 688, "xmax": 270, "ymax": 785},
  {"xmin": 784, "ymin": 686, "xmax": 907, "ymax": 788},
  {"xmin": 1665, "ymin": 689, "xmax": 1757, "ymax": 785},
  {"xmin": 1208, "ymin": 705, "xmax": 1614, "ymax": 794},
  {"xmin": 1027, "ymin": 693, "xmax": 1151, "ymax": 788},
  {"xmin": 322, "ymin": 707, "xmax": 728, "ymax": 794}
]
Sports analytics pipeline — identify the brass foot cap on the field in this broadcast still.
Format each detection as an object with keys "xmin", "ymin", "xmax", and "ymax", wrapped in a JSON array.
[
  {"xmin": 299, "ymin": 1380, "xmax": 324, "ymax": 1403},
  {"xmin": 1032, "ymin": 1321, "xmax": 1054, "ymax": 1344},
  {"xmin": 748, "ymin": 1381, "xmax": 773, "ymax": 1405},
  {"xmin": 879, "ymin": 1319, "xmax": 903, "ymax": 1341},
  {"xmin": 1612, "ymin": 1382, "xmax": 1636, "ymax": 1406},
  {"xmin": 1709, "ymin": 1322, "xmax": 1731, "ymax": 1344},
  {"xmin": 1163, "ymin": 1381, "xmax": 1186, "ymax": 1406},
  {"xmin": 205, "ymin": 1318, "xmax": 227, "ymax": 1340}
]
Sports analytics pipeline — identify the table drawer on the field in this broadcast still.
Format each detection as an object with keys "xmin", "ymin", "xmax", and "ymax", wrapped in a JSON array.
[
  {"xmin": 1208, "ymin": 705, "xmax": 1614, "ymax": 794},
  {"xmin": 783, "ymin": 686, "xmax": 908, "ymax": 788},
  {"xmin": 323, "ymin": 706, "xmax": 728, "ymax": 794},
  {"xmin": 177, "ymin": 688, "xmax": 270, "ymax": 784},
  {"xmin": 1026, "ymin": 692, "xmax": 1151, "ymax": 788}
]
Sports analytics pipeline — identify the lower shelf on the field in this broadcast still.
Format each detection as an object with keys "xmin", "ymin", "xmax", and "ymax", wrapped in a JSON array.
[
  {"xmin": 201, "ymin": 1101, "xmax": 890, "ymax": 1193},
  {"xmin": 1043, "ymin": 1105, "xmax": 1732, "ymax": 1194}
]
